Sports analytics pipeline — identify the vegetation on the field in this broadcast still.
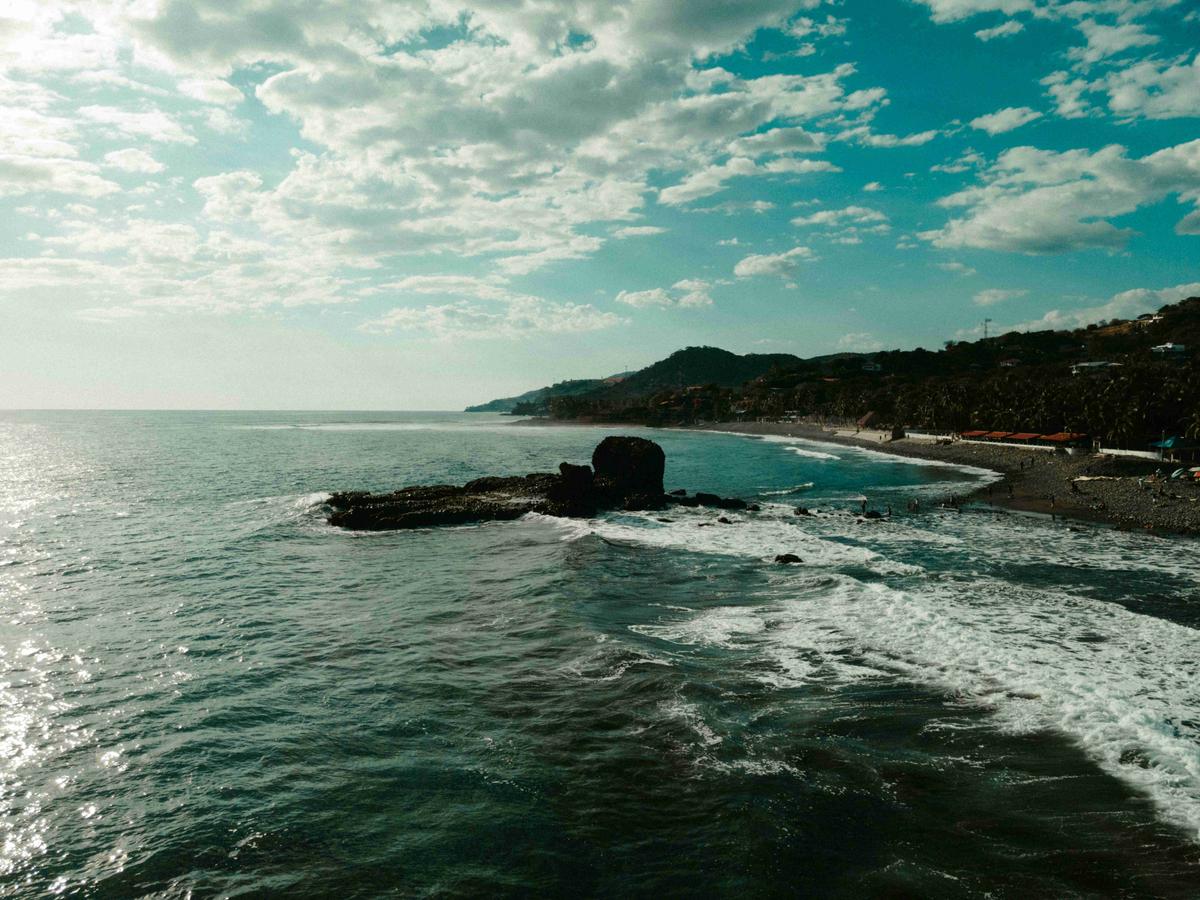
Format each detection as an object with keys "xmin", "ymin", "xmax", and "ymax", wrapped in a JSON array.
[{"xmin": 476, "ymin": 296, "xmax": 1200, "ymax": 450}]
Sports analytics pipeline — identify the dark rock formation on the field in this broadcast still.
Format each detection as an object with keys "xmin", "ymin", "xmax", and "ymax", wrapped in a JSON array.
[
  {"xmin": 329, "ymin": 436, "xmax": 699, "ymax": 531},
  {"xmin": 694, "ymin": 492, "xmax": 748, "ymax": 510},
  {"xmin": 775, "ymin": 553, "xmax": 803, "ymax": 564},
  {"xmin": 592, "ymin": 436, "xmax": 665, "ymax": 499}
]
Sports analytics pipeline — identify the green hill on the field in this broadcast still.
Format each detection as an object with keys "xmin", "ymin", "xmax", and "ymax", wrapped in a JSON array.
[{"xmin": 465, "ymin": 375, "xmax": 631, "ymax": 414}]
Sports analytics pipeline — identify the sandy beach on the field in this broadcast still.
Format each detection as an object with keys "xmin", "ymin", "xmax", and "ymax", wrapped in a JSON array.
[{"xmin": 693, "ymin": 421, "xmax": 1200, "ymax": 537}]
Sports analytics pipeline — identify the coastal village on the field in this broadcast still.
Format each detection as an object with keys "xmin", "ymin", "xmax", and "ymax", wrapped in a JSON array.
[{"xmin": 476, "ymin": 296, "xmax": 1200, "ymax": 534}]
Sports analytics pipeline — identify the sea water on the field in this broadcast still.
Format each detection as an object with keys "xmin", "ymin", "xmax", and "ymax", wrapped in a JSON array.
[{"xmin": 2, "ymin": 410, "xmax": 1199, "ymax": 897}]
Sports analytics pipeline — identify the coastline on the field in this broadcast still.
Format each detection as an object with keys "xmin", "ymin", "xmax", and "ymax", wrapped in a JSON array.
[
  {"xmin": 511, "ymin": 416, "xmax": 1200, "ymax": 537},
  {"xmin": 689, "ymin": 421, "xmax": 1200, "ymax": 537}
]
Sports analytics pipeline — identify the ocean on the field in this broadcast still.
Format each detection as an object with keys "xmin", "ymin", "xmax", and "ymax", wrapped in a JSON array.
[{"xmin": 2, "ymin": 410, "xmax": 1199, "ymax": 897}]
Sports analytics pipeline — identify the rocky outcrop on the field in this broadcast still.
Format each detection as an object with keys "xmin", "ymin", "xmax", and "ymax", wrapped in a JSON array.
[{"xmin": 328, "ymin": 436, "xmax": 742, "ymax": 531}]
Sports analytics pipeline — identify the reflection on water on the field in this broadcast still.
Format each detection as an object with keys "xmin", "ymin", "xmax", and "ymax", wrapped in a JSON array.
[{"xmin": 1, "ymin": 411, "xmax": 1199, "ymax": 897}]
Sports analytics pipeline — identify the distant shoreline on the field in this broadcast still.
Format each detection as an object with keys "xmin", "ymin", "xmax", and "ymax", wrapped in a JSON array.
[{"xmin": 513, "ymin": 416, "xmax": 1200, "ymax": 537}]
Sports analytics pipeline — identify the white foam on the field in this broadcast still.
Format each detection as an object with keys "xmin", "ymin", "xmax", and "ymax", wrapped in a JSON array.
[
  {"xmin": 645, "ymin": 569, "xmax": 1200, "ymax": 840},
  {"xmin": 759, "ymin": 482, "xmax": 815, "ymax": 496},
  {"xmin": 582, "ymin": 507, "xmax": 922, "ymax": 576}
]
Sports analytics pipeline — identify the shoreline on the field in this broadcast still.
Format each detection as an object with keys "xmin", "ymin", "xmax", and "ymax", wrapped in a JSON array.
[
  {"xmin": 690, "ymin": 421, "xmax": 1200, "ymax": 537},
  {"xmin": 512, "ymin": 416, "xmax": 1200, "ymax": 537}
]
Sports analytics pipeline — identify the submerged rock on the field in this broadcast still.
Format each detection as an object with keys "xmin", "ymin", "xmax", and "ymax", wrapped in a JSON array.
[{"xmin": 774, "ymin": 553, "xmax": 803, "ymax": 565}]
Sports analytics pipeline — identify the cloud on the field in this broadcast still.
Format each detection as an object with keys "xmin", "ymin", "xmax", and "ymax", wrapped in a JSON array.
[
  {"xmin": 360, "ymin": 274, "xmax": 623, "ymax": 338},
  {"xmin": 1005, "ymin": 282, "xmax": 1200, "ymax": 331},
  {"xmin": 791, "ymin": 205, "xmax": 887, "ymax": 226},
  {"xmin": 615, "ymin": 278, "xmax": 713, "ymax": 308},
  {"xmin": 1068, "ymin": 20, "xmax": 1157, "ymax": 66},
  {"xmin": 658, "ymin": 156, "xmax": 758, "ymax": 206},
  {"xmin": 1045, "ymin": 53, "xmax": 1200, "ymax": 121},
  {"xmin": 837, "ymin": 332, "xmax": 884, "ymax": 351},
  {"xmin": 734, "ymin": 245, "xmax": 814, "ymax": 277},
  {"xmin": 612, "ymin": 225, "xmax": 667, "ymax": 238},
  {"xmin": 658, "ymin": 155, "xmax": 839, "ymax": 206},
  {"xmin": 969, "ymin": 105, "xmax": 1042, "ymax": 134},
  {"xmin": 836, "ymin": 126, "xmax": 940, "ymax": 147},
  {"xmin": 912, "ymin": 0, "xmax": 1034, "ymax": 24},
  {"xmin": 615, "ymin": 288, "xmax": 672, "ymax": 307},
  {"xmin": 78, "ymin": 105, "xmax": 196, "ymax": 144},
  {"xmin": 177, "ymin": 78, "xmax": 243, "ymax": 106},
  {"xmin": 102, "ymin": 148, "xmax": 165, "ymax": 174},
  {"xmin": 362, "ymin": 298, "xmax": 622, "ymax": 340},
  {"xmin": 937, "ymin": 261, "xmax": 978, "ymax": 275},
  {"xmin": 973, "ymin": 287, "xmax": 1028, "ymax": 305},
  {"xmin": 919, "ymin": 139, "xmax": 1200, "ymax": 253},
  {"xmin": 0, "ymin": 154, "xmax": 119, "ymax": 198},
  {"xmin": 862, "ymin": 181, "xmax": 884, "ymax": 191},
  {"xmin": 974, "ymin": 20, "xmax": 1025, "ymax": 40}
]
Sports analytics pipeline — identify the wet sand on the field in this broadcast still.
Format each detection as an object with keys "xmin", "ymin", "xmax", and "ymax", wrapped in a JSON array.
[{"xmin": 695, "ymin": 421, "xmax": 1200, "ymax": 537}]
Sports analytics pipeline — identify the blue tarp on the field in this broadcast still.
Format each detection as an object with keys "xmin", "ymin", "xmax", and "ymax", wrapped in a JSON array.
[{"xmin": 1150, "ymin": 436, "xmax": 1190, "ymax": 449}]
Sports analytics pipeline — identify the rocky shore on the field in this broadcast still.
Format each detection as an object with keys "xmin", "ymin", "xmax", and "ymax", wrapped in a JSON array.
[
  {"xmin": 698, "ymin": 421, "xmax": 1200, "ymax": 537},
  {"xmin": 327, "ymin": 435, "xmax": 752, "ymax": 530}
]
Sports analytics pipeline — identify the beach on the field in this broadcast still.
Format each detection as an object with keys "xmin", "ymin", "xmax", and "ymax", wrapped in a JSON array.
[{"xmin": 693, "ymin": 420, "xmax": 1200, "ymax": 536}]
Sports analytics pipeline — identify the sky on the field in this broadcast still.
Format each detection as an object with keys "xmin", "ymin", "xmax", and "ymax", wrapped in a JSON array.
[{"xmin": 1, "ymin": 0, "xmax": 1198, "ymax": 409}]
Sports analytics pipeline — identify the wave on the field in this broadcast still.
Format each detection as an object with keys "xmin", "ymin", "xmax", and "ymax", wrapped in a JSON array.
[
  {"xmin": 759, "ymin": 483, "xmax": 815, "ymax": 496},
  {"xmin": 555, "ymin": 505, "xmax": 922, "ymax": 576},
  {"xmin": 582, "ymin": 498, "xmax": 1200, "ymax": 842}
]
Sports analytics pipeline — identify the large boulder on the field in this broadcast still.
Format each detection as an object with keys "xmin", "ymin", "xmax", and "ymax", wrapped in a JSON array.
[
  {"xmin": 542, "ymin": 462, "xmax": 597, "ymax": 518},
  {"xmin": 591, "ymin": 436, "xmax": 665, "ymax": 497}
]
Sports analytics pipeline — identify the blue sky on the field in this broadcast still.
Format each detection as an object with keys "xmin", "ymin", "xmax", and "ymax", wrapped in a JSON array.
[{"xmin": 1, "ymin": 0, "xmax": 1198, "ymax": 408}]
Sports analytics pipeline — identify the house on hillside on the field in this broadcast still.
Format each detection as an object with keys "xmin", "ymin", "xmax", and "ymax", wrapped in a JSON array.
[
  {"xmin": 998, "ymin": 358, "xmax": 1020, "ymax": 368},
  {"xmin": 1151, "ymin": 342, "xmax": 1187, "ymax": 356},
  {"xmin": 861, "ymin": 360, "xmax": 883, "ymax": 373}
]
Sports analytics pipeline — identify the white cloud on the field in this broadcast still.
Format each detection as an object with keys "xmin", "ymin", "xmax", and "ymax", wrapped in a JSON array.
[
  {"xmin": 912, "ymin": 0, "xmax": 1034, "ymax": 24},
  {"xmin": 1069, "ymin": 20, "xmax": 1157, "ymax": 66},
  {"xmin": 973, "ymin": 287, "xmax": 1028, "ymax": 305},
  {"xmin": 78, "ymin": 105, "xmax": 196, "ymax": 144},
  {"xmin": 1006, "ymin": 282, "xmax": 1200, "ymax": 331},
  {"xmin": 969, "ymin": 106, "xmax": 1042, "ymax": 134},
  {"xmin": 0, "ymin": 154, "xmax": 119, "ymax": 198},
  {"xmin": 177, "ymin": 78, "xmax": 243, "ymax": 106},
  {"xmin": 788, "ymin": 15, "xmax": 847, "ymax": 39},
  {"xmin": 615, "ymin": 288, "xmax": 674, "ymax": 307},
  {"xmin": 863, "ymin": 181, "xmax": 884, "ymax": 192},
  {"xmin": 362, "ymin": 298, "xmax": 622, "ymax": 340},
  {"xmin": 937, "ymin": 261, "xmax": 978, "ymax": 275},
  {"xmin": 612, "ymin": 225, "xmax": 667, "ymax": 238},
  {"xmin": 658, "ymin": 155, "xmax": 840, "ymax": 206},
  {"xmin": 920, "ymin": 139, "xmax": 1200, "ymax": 253},
  {"xmin": 791, "ymin": 205, "xmax": 887, "ymax": 226},
  {"xmin": 837, "ymin": 126, "xmax": 940, "ymax": 147},
  {"xmin": 1048, "ymin": 53, "xmax": 1200, "ymax": 121},
  {"xmin": 932, "ymin": 149, "xmax": 986, "ymax": 173},
  {"xmin": 615, "ymin": 278, "xmax": 713, "ymax": 308},
  {"xmin": 103, "ymin": 148, "xmax": 165, "ymax": 174},
  {"xmin": 659, "ymin": 156, "xmax": 758, "ymax": 206},
  {"xmin": 975, "ymin": 20, "xmax": 1025, "ymax": 40},
  {"xmin": 837, "ymin": 332, "xmax": 884, "ymax": 352},
  {"xmin": 357, "ymin": 273, "xmax": 625, "ymax": 337},
  {"xmin": 734, "ymin": 245, "xmax": 814, "ymax": 277}
]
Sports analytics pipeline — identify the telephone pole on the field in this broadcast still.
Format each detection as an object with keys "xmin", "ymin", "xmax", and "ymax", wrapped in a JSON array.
[{"xmin": 983, "ymin": 317, "xmax": 992, "ymax": 341}]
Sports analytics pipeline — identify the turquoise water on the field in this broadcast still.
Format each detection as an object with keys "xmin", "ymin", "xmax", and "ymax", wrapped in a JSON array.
[{"xmin": 2, "ymin": 411, "xmax": 1200, "ymax": 897}]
